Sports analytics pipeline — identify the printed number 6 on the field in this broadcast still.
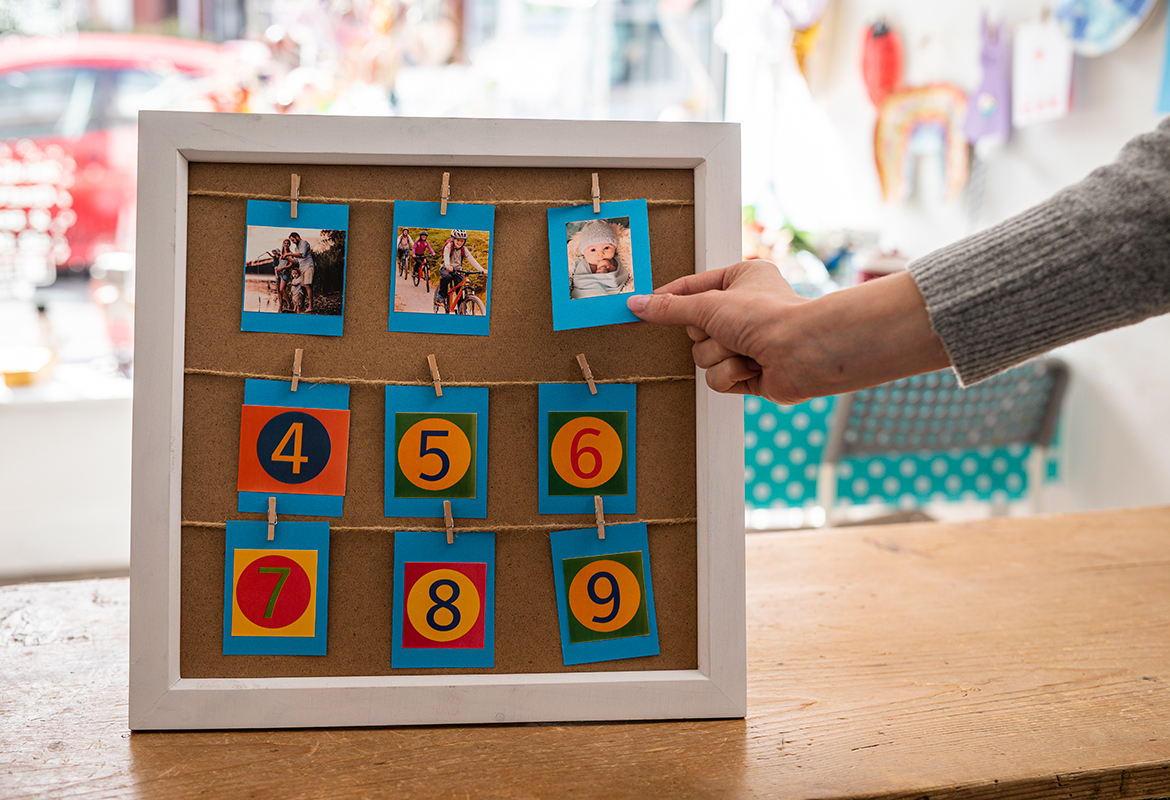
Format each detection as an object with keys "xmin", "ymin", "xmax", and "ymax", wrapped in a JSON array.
[{"xmin": 419, "ymin": 430, "xmax": 450, "ymax": 481}]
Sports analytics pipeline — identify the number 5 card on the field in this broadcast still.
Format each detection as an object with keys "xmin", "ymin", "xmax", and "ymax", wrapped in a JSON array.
[
  {"xmin": 385, "ymin": 385, "xmax": 489, "ymax": 519},
  {"xmin": 538, "ymin": 382, "xmax": 636, "ymax": 515},
  {"xmin": 237, "ymin": 378, "xmax": 351, "ymax": 517},
  {"xmin": 550, "ymin": 522, "xmax": 659, "ymax": 665},
  {"xmin": 223, "ymin": 520, "xmax": 329, "ymax": 656},
  {"xmin": 392, "ymin": 530, "xmax": 495, "ymax": 669}
]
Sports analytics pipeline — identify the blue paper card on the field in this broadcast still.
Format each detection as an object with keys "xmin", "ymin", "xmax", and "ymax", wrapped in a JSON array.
[
  {"xmin": 390, "ymin": 201, "xmax": 494, "ymax": 336},
  {"xmin": 538, "ymin": 382, "xmax": 636, "ymax": 515},
  {"xmin": 391, "ymin": 530, "xmax": 495, "ymax": 669},
  {"xmin": 238, "ymin": 379, "xmax": 351, "ymax": 518},
  {"xmin": 242, "ymin": 199, "xmax": 349, "ymax": 336},
  {"xmin": 223, "ymin": 520, "xmax": 330, "ymax": 656},
  {"xmin": 547, "ymin": 199, "xmax": 651, "ymax": 330},
  {"xmin": 550, "ymin": 522, "xmax": 659, "ymax": 665},
  {"xmin": 384, "ymin": 385, "xmax": 489, "ymax": 519}
]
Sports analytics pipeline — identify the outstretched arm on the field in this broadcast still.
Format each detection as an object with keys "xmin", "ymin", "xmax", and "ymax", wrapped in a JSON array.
[{"xmin": 626, "ymin": 260, "xmax": 950, "ymax": 405}]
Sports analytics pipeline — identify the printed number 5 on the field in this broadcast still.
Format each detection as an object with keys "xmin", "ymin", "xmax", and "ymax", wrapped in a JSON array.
[{"xmin": 419, "ymin": 430, "xmax": 450, "ymax": 482}]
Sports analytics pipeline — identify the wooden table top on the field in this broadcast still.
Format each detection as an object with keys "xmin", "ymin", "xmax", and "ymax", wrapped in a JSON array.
[{"xmin": 5, "ymin": 506, "xmax": 1170, "ymax": 799}]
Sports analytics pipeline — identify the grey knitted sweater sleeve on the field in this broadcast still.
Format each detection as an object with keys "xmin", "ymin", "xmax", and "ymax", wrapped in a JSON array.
[{"xmin": 908, "ymin": 117, "xmax": 1170, "ymax": 385}]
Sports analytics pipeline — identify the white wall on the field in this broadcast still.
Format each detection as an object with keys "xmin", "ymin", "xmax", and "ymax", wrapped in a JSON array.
[{"xmin": 731, "ymin": 0, "xmax": 1170, "ymax": 514}]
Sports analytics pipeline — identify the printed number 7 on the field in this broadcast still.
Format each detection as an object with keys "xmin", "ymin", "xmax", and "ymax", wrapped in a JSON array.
[
  {"xmin": 258, "ymin": 566, "xmax": 290, "ymax": 619},
  {"xmin": 419, "ymin": 430, "xmax": 450, "ymax": 481}
]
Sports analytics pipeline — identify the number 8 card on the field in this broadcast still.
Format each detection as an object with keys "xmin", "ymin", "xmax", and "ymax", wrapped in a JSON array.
[
  {"xmin": 538, "ymin": 382, "xmax": 636, "ymax": 515},
  {"xmin": 550, "ymin": 522, "xmax": 659, "ymax": 665},
  {"xmin": 392, "ymin": 530, "xmax": 495, "ymax": 668},
  {"xmin": 237, "ymin": 378, "xmax": 350, "ymax": 517},
  {"xmin": 384, "ymin": 385, "xmax": 488, "ymax": 519},
  {"xmin": 223, "ymin": 520, "xmax": 329, "ymax": 656}
]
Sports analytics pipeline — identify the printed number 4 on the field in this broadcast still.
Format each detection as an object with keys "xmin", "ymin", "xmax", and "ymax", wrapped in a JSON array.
[
  {"xmin": 259, "ymin": 565, "xmax": 290, "ymax": 619},
  {"xmin": 271, "ymin": 423, "xmax": 308, "ymax": 474},
  {"xmin": 419, "ymin": 430, "xmax": 450, "ymax": 481}
]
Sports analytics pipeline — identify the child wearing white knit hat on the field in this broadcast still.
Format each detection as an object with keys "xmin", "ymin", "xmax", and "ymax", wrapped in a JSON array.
[{"xmin": 570, "ymin": 220, "xmax": 632, "ymax": 299}]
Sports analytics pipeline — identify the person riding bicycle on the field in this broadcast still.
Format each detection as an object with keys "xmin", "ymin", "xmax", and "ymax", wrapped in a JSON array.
[
  {"xmin": 411, "ymin": 231, "xmax": 435, "ymax": 280},
  {"xmin": 438, "ymin": 229, "xmax": 486, "ymax": 307},
  {"xmin": 396, "ymin": 228, "xmax": 414, "ymax": 273}
]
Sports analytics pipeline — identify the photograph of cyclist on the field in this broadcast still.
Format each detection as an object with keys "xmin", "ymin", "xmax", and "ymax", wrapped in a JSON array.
[
  {"xmin": 392, "ymin": 224, "xmax": 489, "ymax": 316},
  {"xmin": 564, "ymin": 217, "xmax": 634, "ymax": 300}
]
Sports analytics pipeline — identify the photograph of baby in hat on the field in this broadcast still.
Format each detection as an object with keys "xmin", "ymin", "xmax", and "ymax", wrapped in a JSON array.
[
  {"xmin": 566, "ymin": 218, "xmax": 634, "ymax": 299},
  {"xmin": 547, "ymin": 198, "xmax": 651, "ymax": 331}
]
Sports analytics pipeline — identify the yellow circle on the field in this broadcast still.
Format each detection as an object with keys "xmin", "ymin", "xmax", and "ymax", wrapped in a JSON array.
[
  {"xmin": 567, "ymin": 559, "xmax": 641, "ymax": 632},
  {"xmin": 398, "ymin": 418, "xmax": 472, "ymax": 492},
  {"xmin": 405, "ymin": 568, "xmax": 481, "ymax": 642},
  {"xmin": 550, "ymin": 416, "xmax": 623, "ymax": 489}
]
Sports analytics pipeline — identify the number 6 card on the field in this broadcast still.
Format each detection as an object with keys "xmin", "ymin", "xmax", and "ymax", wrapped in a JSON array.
[
  {"xmin": 384, "ymin": 385, "xmax": 489, "ymax": 519},
  {"xmin": 550, "ymin": 522, "xmax": 659, "ymax": 665},
  {"xmin": 237, "ymin": 378, "xmax": 351, "ymax": 517},
  {"xmin": 223, "ymin": 520, "xmax": 329, "ymax": 656},
  {"xmin": 538, "ymin": 382, "xmax": 636, "ymax": 515}
]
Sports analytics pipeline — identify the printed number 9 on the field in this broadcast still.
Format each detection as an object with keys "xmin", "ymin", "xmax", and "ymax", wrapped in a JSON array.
[{"xmin": 587, "ymin": 571, "xmax": 619, "ymax": 623}]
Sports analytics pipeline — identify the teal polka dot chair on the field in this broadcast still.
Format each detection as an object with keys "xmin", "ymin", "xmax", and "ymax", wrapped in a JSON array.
[{"xmin": 815, "ymin": 358, "xmax": 1069, "ymax": 524}]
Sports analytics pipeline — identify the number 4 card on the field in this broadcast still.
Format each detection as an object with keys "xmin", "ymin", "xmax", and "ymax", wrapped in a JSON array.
[
  {"xmin": 392, "ymin": 530, "xmax": 495, "ymax": 668},
  {"xmin": 550, "ymin": 522, "xmax": 659, "ymax": 665},
  {"xmin": 223, "ymin": 520, "xmax": 329, "ymax": 656},
  {"xmin": 539, "ymin": 382, "xmax": 636, "ymax": 515},
  {"xmin": 237, "ymin": 378, "xmax": 350, "ymax": 517}
]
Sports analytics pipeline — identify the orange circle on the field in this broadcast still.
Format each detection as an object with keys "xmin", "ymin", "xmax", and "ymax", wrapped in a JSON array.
[
  {"xmin": 550, "ymin": 416, "xmax": 623, "ymax": 489},
  {"xmin": 397, "ymin": 418, "xmax": 472, "ymax": 491},
  {"xmin": 406, "ymin": 568, "xmax": 481, "ymax": 642},
  {"xmin": 567, "ymin": 559, "xmax": 641, "ymax": 632}
]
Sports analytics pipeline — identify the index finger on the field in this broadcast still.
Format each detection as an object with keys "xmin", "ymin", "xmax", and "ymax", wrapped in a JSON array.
[{"xmin": 653, "ymin": 267, "xmax": 732, "ymax": 297}]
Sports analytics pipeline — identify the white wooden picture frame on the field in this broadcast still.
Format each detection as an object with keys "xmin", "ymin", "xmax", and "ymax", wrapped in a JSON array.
[{"xmin": 129, "ymin": 111, "xmax": 745, "ymax": 730}]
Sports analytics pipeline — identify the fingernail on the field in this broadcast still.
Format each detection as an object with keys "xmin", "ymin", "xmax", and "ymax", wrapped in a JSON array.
[{"xmin": 626, "ymin": 294, "xmax": 650, "ymax": 313}]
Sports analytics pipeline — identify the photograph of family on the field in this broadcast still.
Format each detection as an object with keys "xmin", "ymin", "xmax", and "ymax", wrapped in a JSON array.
[{"xmin": 243, "ymin": 226, "xmax": 347, "ymax": 317}]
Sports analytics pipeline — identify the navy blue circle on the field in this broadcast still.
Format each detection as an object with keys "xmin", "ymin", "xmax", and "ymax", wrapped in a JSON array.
[{"xmin": 256, "ymin": 411, "xmax": 331, "ymax": 484}]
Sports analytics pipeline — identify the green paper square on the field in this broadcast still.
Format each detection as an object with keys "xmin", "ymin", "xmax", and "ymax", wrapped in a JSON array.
[
  {"xmin": 561, "ymin": 550, "xmax": 649, "ymax": 644},
  {"xmin": 393, "ymin": 412, "xmax": 478, "ymax": 499},
  {"xmin": 547, "ymin": 410, "xmax": 628, "ymax": 497}
]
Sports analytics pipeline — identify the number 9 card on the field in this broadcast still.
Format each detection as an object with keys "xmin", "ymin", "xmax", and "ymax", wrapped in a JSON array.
[
  {"xmin": 550, "ymin": 521, "xmax": 659, "ymax": 665},
  {"xmin": 223, "ymin": 520, "xmax": 329, "ymax": 656},
  {"xmin": 538, "ymin": 382, "xmax": 636, "ymax": 515}
]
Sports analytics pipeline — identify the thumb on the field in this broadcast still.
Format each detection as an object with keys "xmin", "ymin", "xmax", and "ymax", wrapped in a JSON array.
[{"xmin": 626, "ymin": 292, "xmax": 703, "ymax": 327}]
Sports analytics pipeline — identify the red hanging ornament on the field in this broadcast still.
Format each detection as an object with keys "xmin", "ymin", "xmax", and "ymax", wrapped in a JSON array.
[{"xmin": 862, "ymin": 20, "xmax": 904, "ymax": 107}]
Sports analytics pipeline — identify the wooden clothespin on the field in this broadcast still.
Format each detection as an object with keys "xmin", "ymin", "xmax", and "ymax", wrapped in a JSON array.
[
  {"xmin": 594, "ymin": 495, "xmax": 606, "ymax": 540},
  {"xmin": 291, "ymin": 348, "xmax": 303, "ymax": 391},
  {"xmin": 290, "ymin": 174, "xmax": 300, "ymax": 219},
  {"xmin": 444, "ymin": 500, "xmax": 455, "ymax": 545},
  {"xmin": 267, "ymin": 497, "xmax": 277, "ymax": 541},
  {"xmin": 427, "ymin": 353, "xmax": 443, "ymax": 397},
  {"xmin": 440, "ymin": 172, "xmax": 450, "ymax": 216},
  {"xmin": 591, "ymin": 173, "xmax": 601, "ymax": 214},
  {"xmin": 576, "ymin": 353, "xmax": 597, "ymax": 395}
]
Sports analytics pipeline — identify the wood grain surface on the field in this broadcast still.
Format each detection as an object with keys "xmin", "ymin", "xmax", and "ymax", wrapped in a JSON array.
[{"xmin": 5, "ymin": 506, "xmax": 1170, "ymax": 799}]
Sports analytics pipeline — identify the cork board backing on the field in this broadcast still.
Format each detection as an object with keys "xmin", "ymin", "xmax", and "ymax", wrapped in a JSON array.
[{"xmin": 179, "ymin": 162, "xmax": 698, "ymax": 678}]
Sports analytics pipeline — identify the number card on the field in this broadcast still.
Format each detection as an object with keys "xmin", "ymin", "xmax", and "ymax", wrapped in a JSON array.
[
  {"xmin": 546, "ymin": 199, "xmax": 651, "ymax": 331},
  {"xmin": 237, "ymin": 378, "xmax": 351, "ymax": 517},
  {"xmin": 242, "ymin": 199, "xmax": 349, "ymax": 336},
  {"xmin": 392, "ymin": 530, "xmax": 495, "ymax": 668},
  {"xmin": 384, "ymin": 385, "xmax": 489, "ymax": 519},
  {"xmin": 550, "ymin": 522, "xmax": 658, "ymax": 665},
  {"xmin": 223, "ymin": 520, "xmax": 329, "ymax": 656},
  {"xmin": 389, "ymin": 200, "xmax": 494, "ymax": 336},
  {"xmin": 538, "ymin": 382, "xmax": 636, "ymax": 515}
]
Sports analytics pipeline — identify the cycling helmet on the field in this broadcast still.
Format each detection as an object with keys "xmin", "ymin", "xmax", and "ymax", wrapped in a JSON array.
[{"xmin": 451, "ymin": 230, "xmax": 467, "ymax": 239}]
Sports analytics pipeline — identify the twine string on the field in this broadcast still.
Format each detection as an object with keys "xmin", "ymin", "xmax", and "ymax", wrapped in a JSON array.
[
  {"xmin": 182, "ymin": 517, "xmax": 698, "ymax": 534},
  {"xmin": 184, "ymin": 366, "xmax": 695, "ymax": 387},
  {"xmin": 188, "ymin": 188, "xmax": 694, "ymax": 207}
]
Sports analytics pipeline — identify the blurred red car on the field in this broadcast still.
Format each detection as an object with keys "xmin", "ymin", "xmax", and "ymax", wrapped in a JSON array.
[{"xmin": 0, "ymin": 33, "xmax": 227, "ymax": 277}]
